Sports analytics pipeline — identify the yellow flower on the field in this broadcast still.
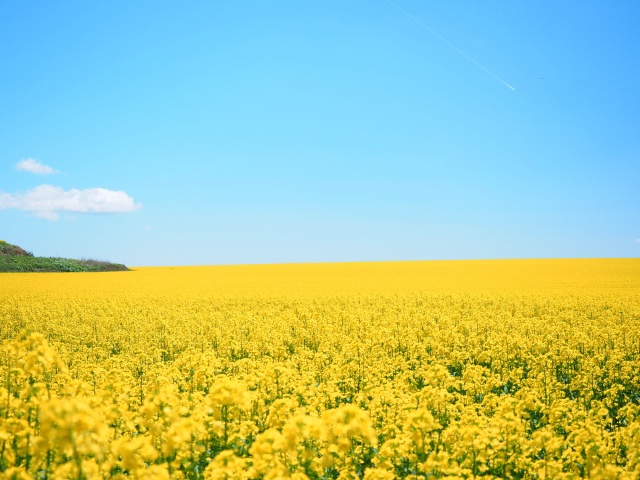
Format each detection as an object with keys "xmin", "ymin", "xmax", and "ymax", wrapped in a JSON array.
[
  {"xmin": 204, "ymin": 450, "xmax": 249, "ymax": 480},
  {"xmin": 363, "ymin": 467, "xmax": 396, "ymax": 480}
]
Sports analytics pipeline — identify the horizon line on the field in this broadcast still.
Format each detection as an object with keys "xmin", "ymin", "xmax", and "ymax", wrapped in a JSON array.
[{"xmin": 128, "ymin": 256, "xmax": 640, "ymax": 269}]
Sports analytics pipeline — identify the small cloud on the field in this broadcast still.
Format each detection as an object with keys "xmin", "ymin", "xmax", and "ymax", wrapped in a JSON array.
[
  {"xmin": 0, "ymin": 184, "xmax": 141, "ymax": 221},
  {"xmin": 635, "ymin": 238, "xmax": 640, "ymax": 245},
  {"xmin": 16, "ymin": 158, "xmax": 58, "ymax": 175}
]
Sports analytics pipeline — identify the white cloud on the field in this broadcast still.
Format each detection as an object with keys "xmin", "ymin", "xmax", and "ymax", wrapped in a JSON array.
[
  {"xmin": 0, "ymin": 184, "xmax": 141, "ymax": 221},
  {"xmin": 635, "ymin": 238, "xmax": 640, "ymax": 245},
  {"xmin": 16, "ymin": 158, "xmax": 58, "ymax": 175}
]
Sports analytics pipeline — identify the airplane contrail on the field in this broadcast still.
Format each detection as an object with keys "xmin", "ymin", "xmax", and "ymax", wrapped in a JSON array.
[{"xmin": 385, "ymin": 0, "xmax": 516, "ymax": 91}]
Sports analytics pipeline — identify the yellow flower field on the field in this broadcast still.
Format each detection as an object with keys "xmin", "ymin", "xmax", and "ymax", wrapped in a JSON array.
[{"xmin": 1, "ymin": 259, "xmax": 639, "ymax": 479}]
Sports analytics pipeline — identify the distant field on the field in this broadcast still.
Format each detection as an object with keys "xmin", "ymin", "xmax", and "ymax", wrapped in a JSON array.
[{"xmin": 1, "ymin": 259, "xmax": 639, "ymax": 479}]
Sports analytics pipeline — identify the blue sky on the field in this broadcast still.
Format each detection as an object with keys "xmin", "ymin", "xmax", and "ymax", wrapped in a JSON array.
[{"xmin": 1, "ymin": 1, "xmax": 639, "ymax": 266}]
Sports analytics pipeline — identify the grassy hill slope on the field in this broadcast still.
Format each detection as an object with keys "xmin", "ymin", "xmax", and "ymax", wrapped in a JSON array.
[{"xmin": 0, "ymin": 240, "xmax": 129, "ymax": 272}]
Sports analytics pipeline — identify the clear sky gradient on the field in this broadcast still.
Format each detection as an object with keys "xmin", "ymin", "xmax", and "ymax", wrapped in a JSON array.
[{"xmin": 1, "ymin": 1, "xmax": 639, "ymax": 266}]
